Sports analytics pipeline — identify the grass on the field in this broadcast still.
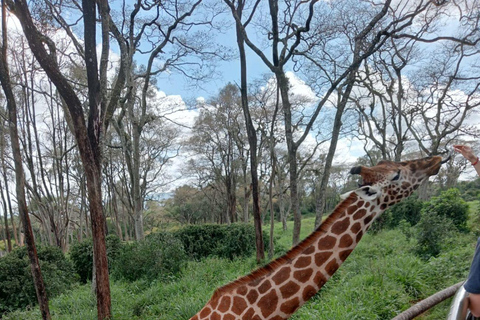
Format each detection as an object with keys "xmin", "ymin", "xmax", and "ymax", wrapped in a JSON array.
[{"xmin": 3, "ymin": 205, "xmax": 479, "ymax": 319}]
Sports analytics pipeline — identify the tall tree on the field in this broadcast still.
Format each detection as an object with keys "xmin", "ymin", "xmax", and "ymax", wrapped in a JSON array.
[
  {"xmin": 7, "ymin": 1, "xmax": 114, "ymax": 317},
  {"xmin": 0, "ymin": 1, "xmax": 50, "ymax": 318}
]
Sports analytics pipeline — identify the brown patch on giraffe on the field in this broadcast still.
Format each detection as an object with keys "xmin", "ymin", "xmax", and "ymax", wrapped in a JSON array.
[
  {"xmin": 351, "ymin": 222, "xmax": 361, "ymax": 234},
  {"xmin": 356, "ymin": 230, "xmax": 364, "ymax": 242},
  {"xmin": 272, "ymin": 267, "xmax": 291, "ymax": 286},
  {"xmin": 270, "ymin": 317, "xmax": 284, "ymax": 320},
  {"xmin": 246, "ymin": 289, "xmax": 259, "ymax": 304},
  {"xmin": 190, "ymin": 315, "xmax": 199, "ymax": 320},
  {"xmin": 325, "ymin": 259, "xmax": 339, "ymax": 276},
  {"xmin": 353, "ymin": 209, "xmax": 367, "ymax": 220},
  {"xmin": 313, "ymin": 271, "xmax": 327, "ymax": 287},
  {"xmin": 365, "ymin": 202, "xmax": 370, "ymax": 208},
  {"xmin": 199, "ymin": 306, "xmax": 211, "ymax": 318},
  {"xmin": 249, "ymin": 277, "xmax": 262, "ymax": 287},
  {"xmin": 347, "ymin": 206, "xmax": 357, "ymax": 215},
  {"xmin": 252, "ymin": 315, "xmax": 262, "ymax": 320},
  {"xmin": 339, "ymin": 249, "xmax": 353, "ymax": 261},
  {"xmin": 315, "ymin": 251, "xmax": 333, "ymax": 266},
  {"xmin": 242, "ymin": 308, "xmax": 255, "ymax": 320},
  {"xmin": 211, "ymin": 311, "xmax": 221, "ymax": 320},
  {"xmin": 303, "ymin": 285, "xmax": 317, "ymax": 301},
  {"xmin": 258, "ymin": 279, "xmax": 272, "ymax": 294},
  {"xmin": 237, "ymin": 285, "xmax": 248, "ymax": 296},
  {"xmin": 224, "ymin": 314, "xmax": 235, "ymax": 320},
  {"xmin": 232, "ymin": 296, "xmax": 248, "ymax": 315},
  {"xmin": 364, "ymin": 215, "xmax": 373, "ymax": 225},
  {"xmin": 258, "ymin": 289, "xmax": 279, "ymax": 318},
  {"xmin": 209, "ymin": 297, "xmax": 219, "ymax": 310},
  {"xmin": 303, "ymin": 245, "xmax": 315, "ymax": 254},
  {"xmin": 294, "ymin": 255, "xmax": 312, "ymax": 268},
  {"xmin": 331, "ymin": 217, "xmax": 350, "ymax": 235},
  {"xmin": 339, "ymin": 234, "xmax": 354, "ymax": 248},
  {"xmin": 318, "ymin": 235, "xmax": 337, "ymax": 250},
  {"xmin": 280, "ymin": 297, "xmax": 301, "ymax": 314},
  {"xmin": 293, "ymin": 268, "xmax": 313, "ymax": 283},
  {"xmin": 218, "ymin": 296, "xmax": 231, "ymax": 313},
  {"xmin": 280, "ymin": 280, "xmax": 301, "ymax": 299}
]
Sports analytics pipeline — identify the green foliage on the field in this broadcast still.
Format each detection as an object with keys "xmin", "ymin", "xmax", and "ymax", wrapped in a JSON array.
[
  {"xmin": 423, "ymin": 188, "xmax": 469, "ymax": 232},
  {"xmin": 0, "ymin": 245, "xmax": 77, "ymax": 314},
  {"xmin": 174, "ymin": 223, "xmax": 268, "ymax": 260},
  {"xmin": 69, "ymin": 234, "xmax": 122, "ymax": 283},
  {"xmin": 370, "ymin": 195, "xmax": 423, "ymax": 232},
  {"xmin": 112, "ymin": 232, "xmax": 186, "ymax": 282},
  {"xmin": 415, "ymin": 210, "xmax": 456, "ymax": 259}
]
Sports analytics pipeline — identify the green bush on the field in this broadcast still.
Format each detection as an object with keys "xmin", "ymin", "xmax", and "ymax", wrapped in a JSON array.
[
  {"xmin": 174, "ymin": 223, "xmax": 269, "ymax": 260},
  {"xmin": 112, "ymin": 232, "xmax": 186, "ymax": 282},
  {"xmin": 423, "ymin": 188, "xmax": 469, "ymax": 232},
  {"xmin": 415, "ymin": 210, "xmax": 456, "ymax": 259},
  {"xmin": 0, "ymin": 245, "xmax": 77, "ymax": 314},
  {"xmin": 370, "ymin": 195, "xmax": 423, "ymax": 232},
  {"xmin": 69, "ymin": 234, "xmax": 122, "ymax": 283}
]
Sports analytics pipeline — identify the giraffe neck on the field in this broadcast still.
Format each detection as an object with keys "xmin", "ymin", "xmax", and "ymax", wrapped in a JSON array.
[{"xmin": 191, "ymin": 192, "xmax": 383, "ymax": 320}]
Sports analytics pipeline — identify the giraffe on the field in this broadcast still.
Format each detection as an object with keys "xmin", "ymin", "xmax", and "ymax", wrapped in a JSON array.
[{"xmin": 190, "ymin": 155, "xmax": 448, "ymax": 320}]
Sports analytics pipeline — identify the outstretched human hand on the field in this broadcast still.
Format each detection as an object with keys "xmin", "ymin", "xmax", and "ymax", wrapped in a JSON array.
[{"xmin": 453, "ymin": 145, "xmax": 477, "ymax": 163}]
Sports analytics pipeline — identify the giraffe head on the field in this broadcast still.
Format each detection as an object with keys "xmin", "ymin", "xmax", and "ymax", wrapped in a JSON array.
[{"xmin": 343, "ymin": 155, "xmax": 448, "ymax": 207}]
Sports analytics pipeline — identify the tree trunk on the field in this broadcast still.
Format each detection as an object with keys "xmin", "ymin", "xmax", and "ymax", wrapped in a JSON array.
[
  {"xmin": 10, "ymin": 1, "xmax": 112, "ymax": 318},
  {"xmin": 232, "ymin": 0, "xmax": 264, "ymax": 262},
  {"xmin": 0, "ymin": 3, "xmax": 50, "ymax": 316}
]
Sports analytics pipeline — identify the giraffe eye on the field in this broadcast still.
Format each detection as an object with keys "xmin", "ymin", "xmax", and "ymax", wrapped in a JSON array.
[{"xmin": 392, "ymin": 171, "xmax": 401, "ymax": 181}]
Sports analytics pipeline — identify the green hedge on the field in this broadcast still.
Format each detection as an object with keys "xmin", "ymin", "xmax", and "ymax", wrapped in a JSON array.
[
  {"xmin": 174, "ymin": 223, "xmax": 269, "ymax": 260},
  {"xmin": 0, "ymin": 246, "xmax": 77, "ymax": 314},
  {"xmin": 112, "ymin": 232, "xmax": 186, "ymax": 282},
  {"xmin": 69, "ymin": 234, "xmax": 122, "ymax": 283}
]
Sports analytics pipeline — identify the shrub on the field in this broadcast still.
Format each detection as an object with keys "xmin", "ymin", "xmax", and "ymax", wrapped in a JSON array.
[
  {"xmin": 415, "ymin": 210, "xmax": 456, "ymax": 259},
  {"xmin": 112, "ymin": 232, "xmax": 186, "ymax": 282},
  {"xmin": 0, "ymin": 246, "xmax": 77, "ymax": 314},
  {"xmin": 174, "ymin": 223, "xmax": 269, "ymax": 260},
  {"xmin": 69, "ymin": 234, "xmax": 122, "ymax": 283},
  {"xmin": 423, "ymin": 188, "xmax": 469, "ymax": 232}
]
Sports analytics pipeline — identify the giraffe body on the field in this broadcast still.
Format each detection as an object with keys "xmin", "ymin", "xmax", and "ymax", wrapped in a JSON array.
[{"xmin": 191, "ymin": 156, "xmax": 446, "ymax": 320}]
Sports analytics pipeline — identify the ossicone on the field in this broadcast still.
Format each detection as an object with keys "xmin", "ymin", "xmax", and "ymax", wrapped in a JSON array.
[{"xmin": 350, "ymin": 166, "xmax": 362, "ymax": 175}]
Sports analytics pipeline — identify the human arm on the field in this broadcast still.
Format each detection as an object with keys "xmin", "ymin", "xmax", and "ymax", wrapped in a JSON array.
[{"xmin": 453, "ymin": 145, "xmax": 480, "ymax": 177}]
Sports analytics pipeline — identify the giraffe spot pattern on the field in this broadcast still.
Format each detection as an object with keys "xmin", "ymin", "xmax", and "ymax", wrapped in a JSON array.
[
  {"xmin": 315, "ymin": 251, "xmax": 332, "ymax": 267},
  {"xmin": 314, "ymin": 271, "xmax": 327, "ymax": 287},
  {"xmin": 258, "ymin": 279, "xmax": 272, "ymax": 293},
  {"xmin": 280, "ymin": 281, "xmax": 300, "ymax": 299},
  {"xmin": 232, "ymin": 296, "xmax": 247, "ymax": 315},
  {"xmin": 237, "ymin": 285, "xmax": 248, "ymax": 296},
  {"xmin": 242, "ymin": 308, "xmax": 255, "ymax": 320},
  {"xmin": 353, "ymin": 209, "xmax": 367, "ymax": 220},
  {"xmin": 303, "ymin": 245, "xmax": 315, "ymax": 254},
  {"xmin": 325, "ymin": 259, "xmax": 339, "ymax": 276},
  {"xmin": 339, "ymin": 234, "xmax": 353, "ymax": 248},
  {"xmin": 339, "ymin": 249, "xmax": 353, "ymax": 261},
  {"xmin": 293, "ymin": 268, "xmax": 313, "ymax": 283},
  {"xmin": 199, "ymin": 307, "xmax": 211, "ymax": 318},
  {"xmin": 218, "ymin": 296, "xmax": 231, "ymax": 313},
  {"xmin": 246, "ymin": 289, "xmax": 258, "ymax": 304},
  {"xmin": 258, "ymin": 289, "xmax": 278, "ymax": 318},
  {"xmin": 331, "ymin": 217, "xmax": 350, "ymax": 234},
  {"xmin": 318, "ymin": 235, "xmax": 336, "ymax": 250},
  {"xmin": 303, "ymin": 285, "xmax": 317, "ymax": 301},
  {"xmin": 280, "ymin": 297, "xmax": 300, "ymax": 314},
  {"xmin": 294, "ymin": 255, "xmax": 312, "ymax": 268},
  {"xmin": 351, "ymin": 222, "xmax": 361, "ymax": 234},
  {"xmin": 272, "ymin": 267, "xmax": 290, "ymax": 286}
]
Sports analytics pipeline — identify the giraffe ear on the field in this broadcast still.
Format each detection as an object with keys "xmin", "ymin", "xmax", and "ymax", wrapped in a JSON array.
[{"xmin": 341, "ymin": 185, "xmax": 380, "ymax": 201}]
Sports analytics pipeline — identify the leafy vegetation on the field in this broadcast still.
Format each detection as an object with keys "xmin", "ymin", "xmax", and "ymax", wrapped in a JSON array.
[
  {"xmin": 1, "ymin": 190, "xmax": 478, "ymax": 319},
  {"xmin": 0, "ymin": 246, "xmax": 77, "ymax": 314}
]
